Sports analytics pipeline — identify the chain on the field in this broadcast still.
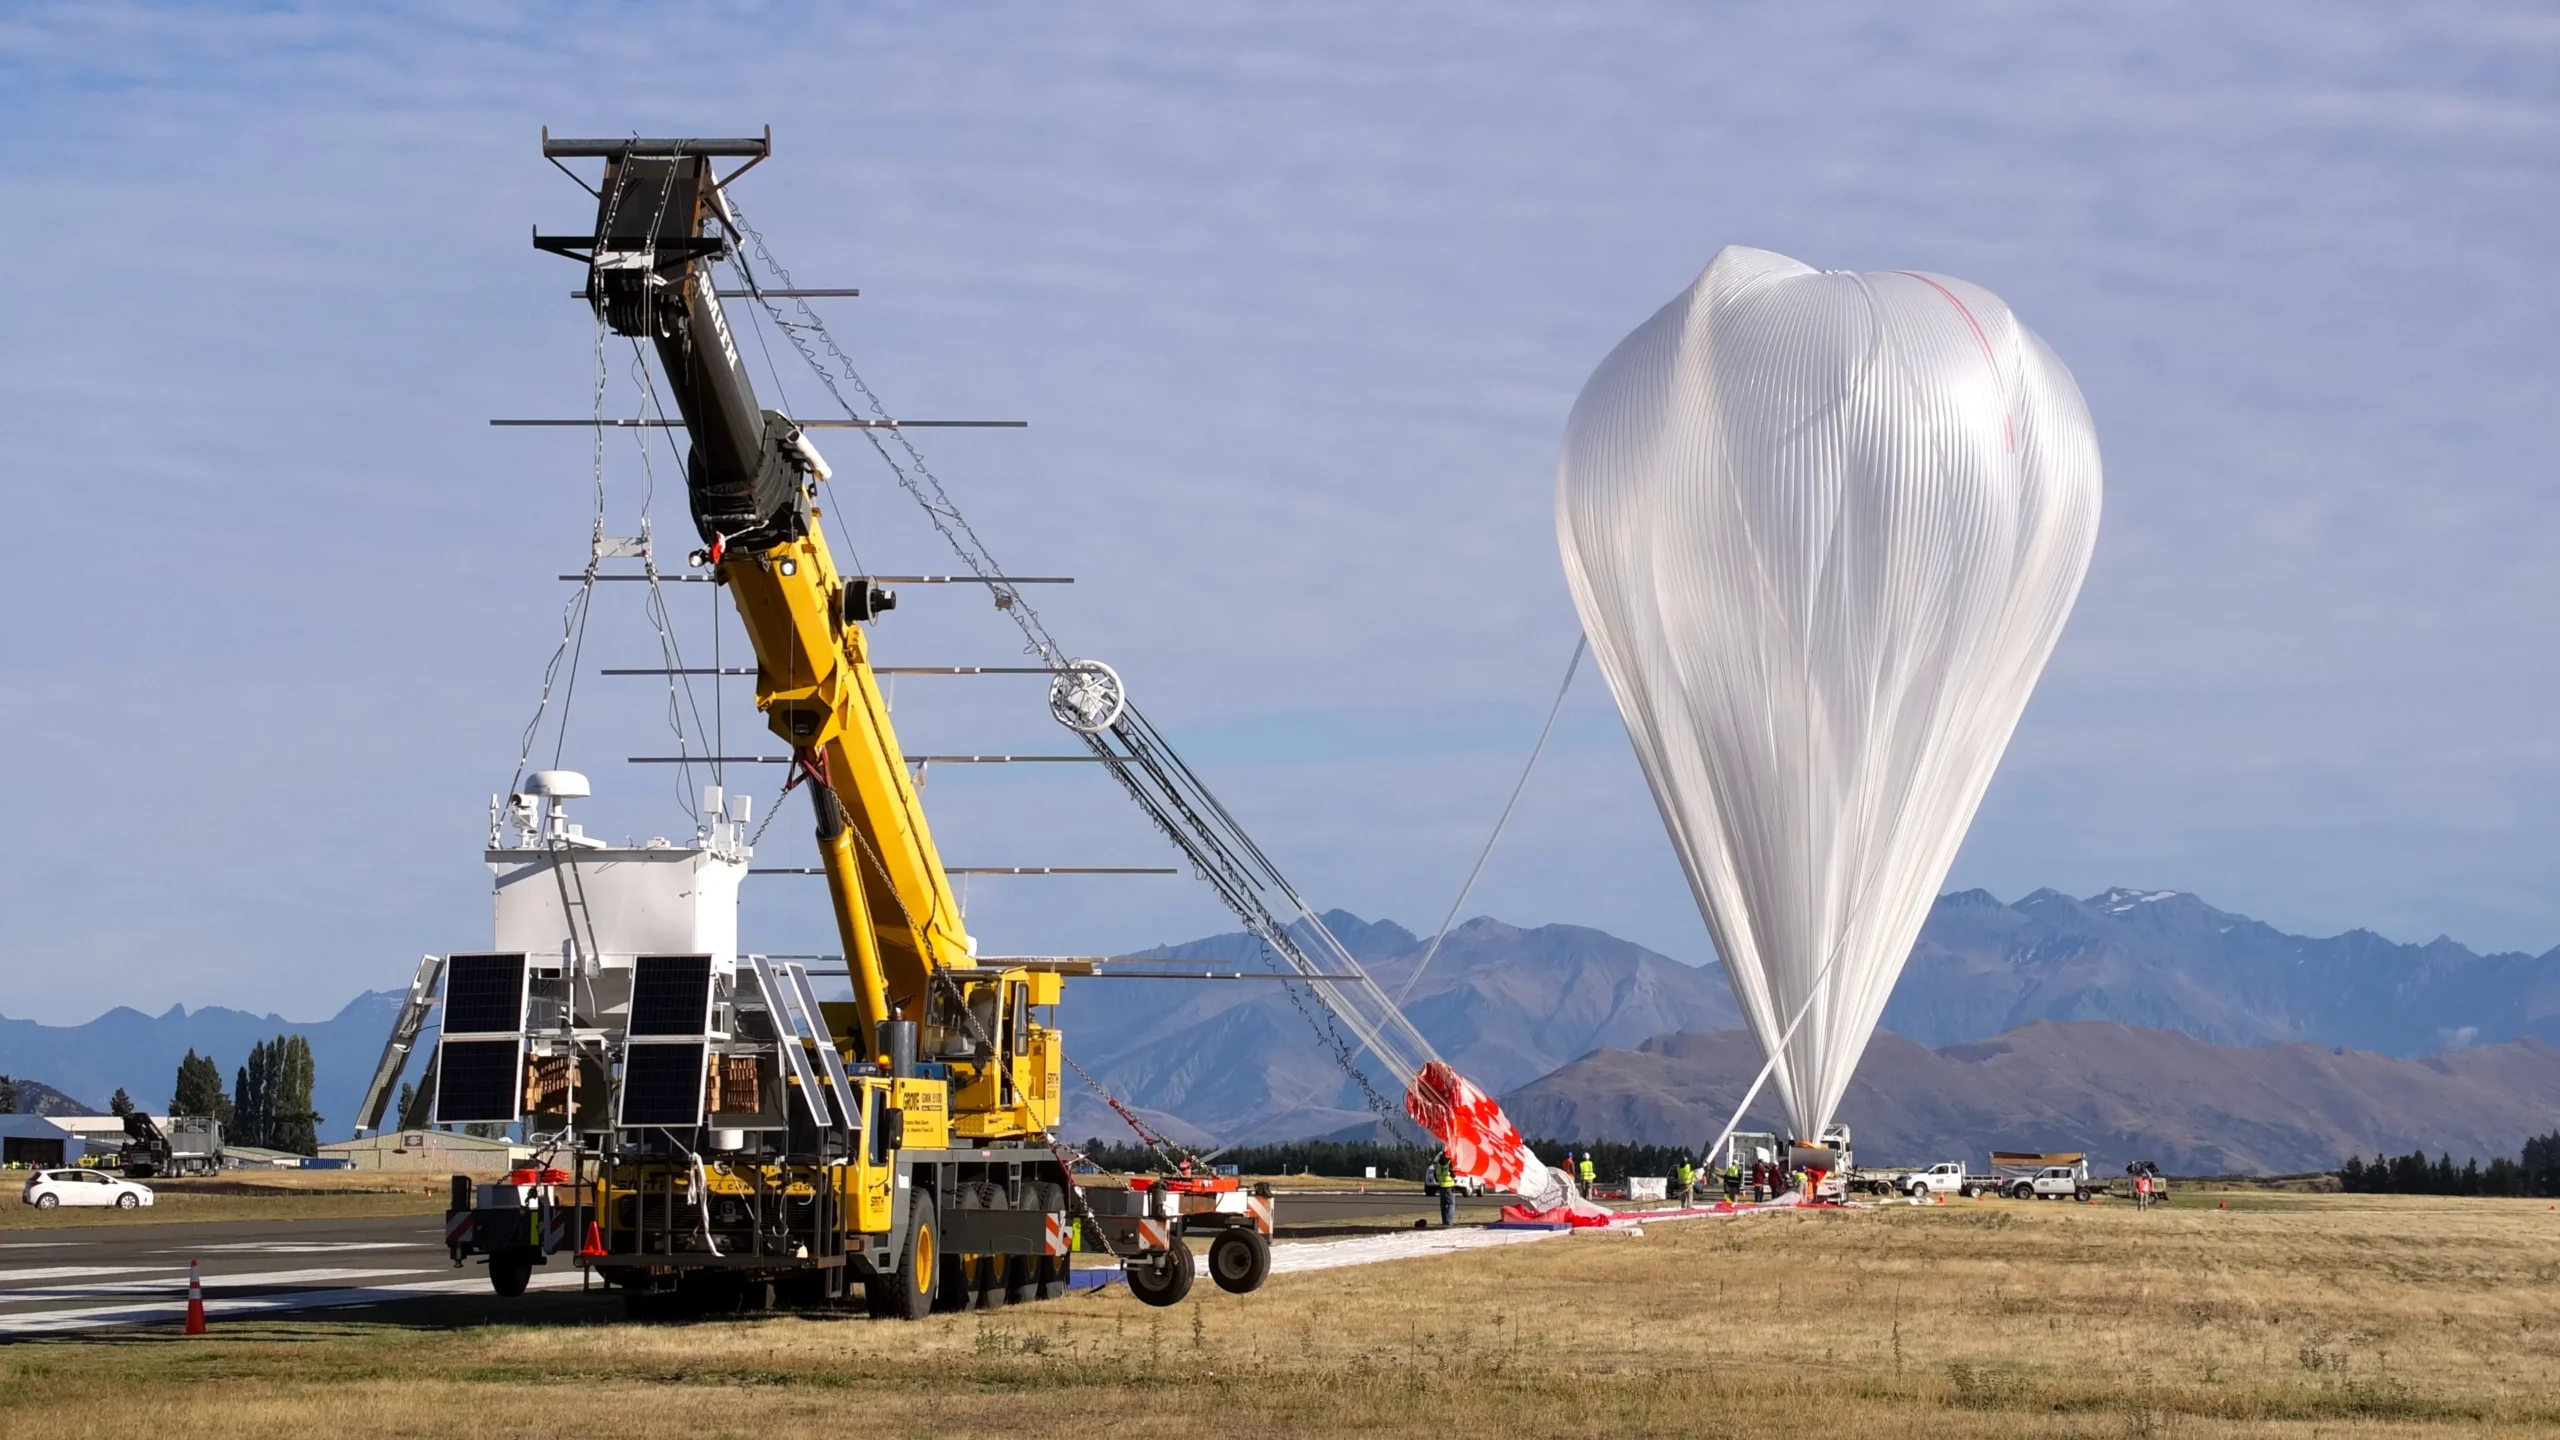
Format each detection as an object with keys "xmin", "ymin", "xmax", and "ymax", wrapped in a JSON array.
[
  {"xmin": 1039, "ymin": 1136, "xmax": 1135, "ymax": 1264},
  {"xmin": 1064, "ymin": 1055, "xmax": 1195, "ymax": 1174}
]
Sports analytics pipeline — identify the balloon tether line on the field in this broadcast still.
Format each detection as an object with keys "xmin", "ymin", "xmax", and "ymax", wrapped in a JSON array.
[
  {"xmin": 1702, "ymin": 938, "xmax": 1852, "ymax": 1169},
  {"xmin": 1397, "ymin": 633, "xmax": 1587, "ymax": 1005}
]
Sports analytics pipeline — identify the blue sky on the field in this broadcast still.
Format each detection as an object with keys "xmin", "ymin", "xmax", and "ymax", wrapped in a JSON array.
[{"xmin": 2, "ymin": 1, "xmax": 2556, "ymax": 1022}]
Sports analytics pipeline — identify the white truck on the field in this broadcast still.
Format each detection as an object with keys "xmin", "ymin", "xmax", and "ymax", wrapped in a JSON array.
[
  {"xmin": 1992, "ymin": 1151, "xmax": 2093, "ymax": 1200},
  {"xmin": 1892, "ymin": 1161, "xmax": 2002, "ymax": 1199},
  {"xmin": 1425, "ymin": 1171, "xmax": 1490, "ymax": 1198}
]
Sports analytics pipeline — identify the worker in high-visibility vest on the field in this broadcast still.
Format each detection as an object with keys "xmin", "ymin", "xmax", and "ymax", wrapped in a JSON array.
[
  {"xmin": 1576, "ymin": 1151, "xmax": 1597, "ymax": 1195},
  {"xmin": 1672, "ymin": 1158, "xmax": 1696, "ymax": 1206},
  {"xmin": 1723, "ymin": 1158, "xmax": 1741, "ymax": 1202},
  {"xmin": 1432, "ymin": 1152, "xmax": 1459, "ymax": 1227}
]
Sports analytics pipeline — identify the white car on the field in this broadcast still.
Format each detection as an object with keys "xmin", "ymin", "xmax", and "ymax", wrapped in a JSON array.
[{"xmin": 22, "ymin": 1169, "xmax": 154, "ymax": 1210}]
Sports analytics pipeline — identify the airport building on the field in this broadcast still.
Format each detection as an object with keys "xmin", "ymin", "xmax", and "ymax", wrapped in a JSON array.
[{"xmin": 318, "ymin": 1129, "xmax": 523, "ymax": 1173}]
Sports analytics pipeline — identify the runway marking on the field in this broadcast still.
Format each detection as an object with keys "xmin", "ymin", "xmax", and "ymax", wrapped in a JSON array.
[
  {"xmin": 162, "ymin": 1266, "xmax": 430, "ymax": 1290},
  {"xmin": 0, "ymin": 1267, "xmax": 433, "ymax": 1308},
  {"xmin": 0, "ymin": 1268, "xmax": 587, "ymax": 1336},
  {"xmin": 0, "ymin": 1266, "xmax": 179, "ymax": 1285},
  {"xmin": 0, "ymin": 1243, "xmax": 73, "ymax": 1250},
  {"xmin": 183, "ymin": 1241, "xmax": 421, "ymax": 1254}
]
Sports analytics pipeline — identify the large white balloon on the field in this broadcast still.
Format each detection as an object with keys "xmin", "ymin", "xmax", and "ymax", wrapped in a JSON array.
[{"xmin": 1557, "ymin": 246, "xmax": 2101, "ymax": 1141}]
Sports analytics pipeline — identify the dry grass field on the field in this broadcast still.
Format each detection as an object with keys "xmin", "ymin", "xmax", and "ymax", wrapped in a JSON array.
[{"xmin": 5, "ymin": 1193, "xmax": 2559, "ymax": 1436}]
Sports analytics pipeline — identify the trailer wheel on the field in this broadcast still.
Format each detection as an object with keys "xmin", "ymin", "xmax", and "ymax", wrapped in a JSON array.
[
  {"xmin": 879, "ymin": 1196, "xmax": 938, "ymax": 1321},
  {"xmin": 490, "ymin": 1250, "xmax": 534, "ymax": 1297},
  {"xmin": 1126, "ymin": 1237, "xmax": 1194, "ymax": 1307},
  {"xmin": 1207, "ymin": 1227, "xmax": 1270, "ymax": 1295}
]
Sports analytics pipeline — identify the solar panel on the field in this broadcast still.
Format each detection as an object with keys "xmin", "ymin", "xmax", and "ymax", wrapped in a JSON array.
[
  {"xmin": 443, "ymin": 953, "xmax": 529, "ymax": 1036},
  {"xmin": 434, "ymin": 1039, "xmax": 523, "ymax": 1124},
  {"xmin": 628, "ymin": 954, "xmax": 715, "ymax": 1037},
  {"xmin": 619, "ymin": 1043, "xmax": 708, "ymax": 1127}
]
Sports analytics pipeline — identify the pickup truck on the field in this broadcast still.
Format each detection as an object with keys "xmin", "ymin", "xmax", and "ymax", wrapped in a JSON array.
[
  {"xmin": 2005, "ymin": 1161, "xmax": 2092, "ymax": 1201},
  {"xmin": 1894, "ymin": 1161, "xmax": 2000, "ymax": 1199}
]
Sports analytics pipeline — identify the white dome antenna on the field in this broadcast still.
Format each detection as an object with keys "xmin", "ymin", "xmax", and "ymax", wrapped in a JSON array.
[{"xmin": 525, "ymin": 770, "xmax": 592, "ymax": 799}]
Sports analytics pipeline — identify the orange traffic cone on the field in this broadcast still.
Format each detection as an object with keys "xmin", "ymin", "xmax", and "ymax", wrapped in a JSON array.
[
  {"xmin": 183, "ymin": 1259, "xmax": 206, "ymax": 1335},
  {"xmin": 579, "ymin": 1220, "xmax": 606, "ymax": 1259}
]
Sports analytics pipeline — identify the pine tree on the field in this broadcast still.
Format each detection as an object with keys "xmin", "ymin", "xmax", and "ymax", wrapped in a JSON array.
[
  {"xmin": 2524, "ymin": 1130, "xmax": 2560, "ymax": 1198},
  {"xmin": 171, "ymin": 1050, "xmax": 231, "ymax": 1124},
  {"xmin": 108, "ymin": 1088, "xmax": 134, "ymax": 1117},
  {"xmin": 272, "ymin": 1035, "xmax": 320, "ymax": 1155},
  {"xmin": 2388, "ymin": 1150, "xmax": 2425, "ymax": 1193},
  {"xmin": 233, "ymin": 1045, "xmax": 268, "ymax": 1150},
  {"xmin": 2484, "ymin": 1157, "xmax": 2525, "ymax": 1196},
  {"xmin": 0, "ymin": 1075, "xmax": 16, "ymax": 1114}
]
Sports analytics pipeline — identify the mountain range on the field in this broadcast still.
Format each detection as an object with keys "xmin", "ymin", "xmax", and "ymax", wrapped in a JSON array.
[
  {"xmin": 7, "ymin": 887, "xmax": 2560, "ymax": 1172},
  {"xmin": 1503, "ymin": 1023, "xmax": 2560, "ymax": 1175},
  {"xmin": 3, "ymin": 1077, "xmax": 101, "ymax": 1117},
  {"xmin": 0, "ymin": 992, "xmax": 405, "ymax": 1134},
  {"xmin": 1055, "ymin": 912, "xmax": 1741, "ymax": 1143},
  {"xmin": 1887, "ymin": 887, "xmax": 2560, "ymax": 1052}
]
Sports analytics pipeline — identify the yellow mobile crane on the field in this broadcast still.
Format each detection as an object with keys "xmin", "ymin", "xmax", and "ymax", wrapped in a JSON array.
[{"xmin": 389, "ymin": 131, "xmax": 1273, "ymax": 1318}]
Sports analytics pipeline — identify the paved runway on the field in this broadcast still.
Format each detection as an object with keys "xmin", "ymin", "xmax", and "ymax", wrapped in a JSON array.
[
  {"xmin": 0, "ymin": 1213, "xmax": 587, "ymax": 1338},
  {"xmin": 0, "ymin": 1187, "xmax": 1510, "ymax": 1337}
]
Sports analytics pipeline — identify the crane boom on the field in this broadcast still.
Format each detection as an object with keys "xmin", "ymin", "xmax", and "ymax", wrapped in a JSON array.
[
  {"xmin": 526, "ymin": 132, "xmax": 1575, "ymax": 1214},
  {"xmin": 540, "ymin": 134, "xmax": 1029, "ymax": 1132}
]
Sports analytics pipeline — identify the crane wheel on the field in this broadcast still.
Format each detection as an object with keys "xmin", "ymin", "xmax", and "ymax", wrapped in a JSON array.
[
  {"xmin": 1035, "ymin": 1253, "xmax": 1071, "ymax": 1302},
  {"xmin": 1126, "ymin": 1237, "xmax": 1194, "ymax": 1308},
  {"xmin": 970, "ymin": 1255, "xmax": 1008, "ymax": 1310},
  {"xmin": 935, "ymin": 1251, "xmax": 973, "ymax": 1312},
  {"xmin": 879, "ymin": 1197, "xmax": 937, "ymax": 1321},
  {"xmin": 1206, "ymin": 1227, "xmax": 1270, "ymax": 1295},
  {"xmin": 1004, "ymin": 1253, "xmax": 1039, "ymax": 1305}
]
